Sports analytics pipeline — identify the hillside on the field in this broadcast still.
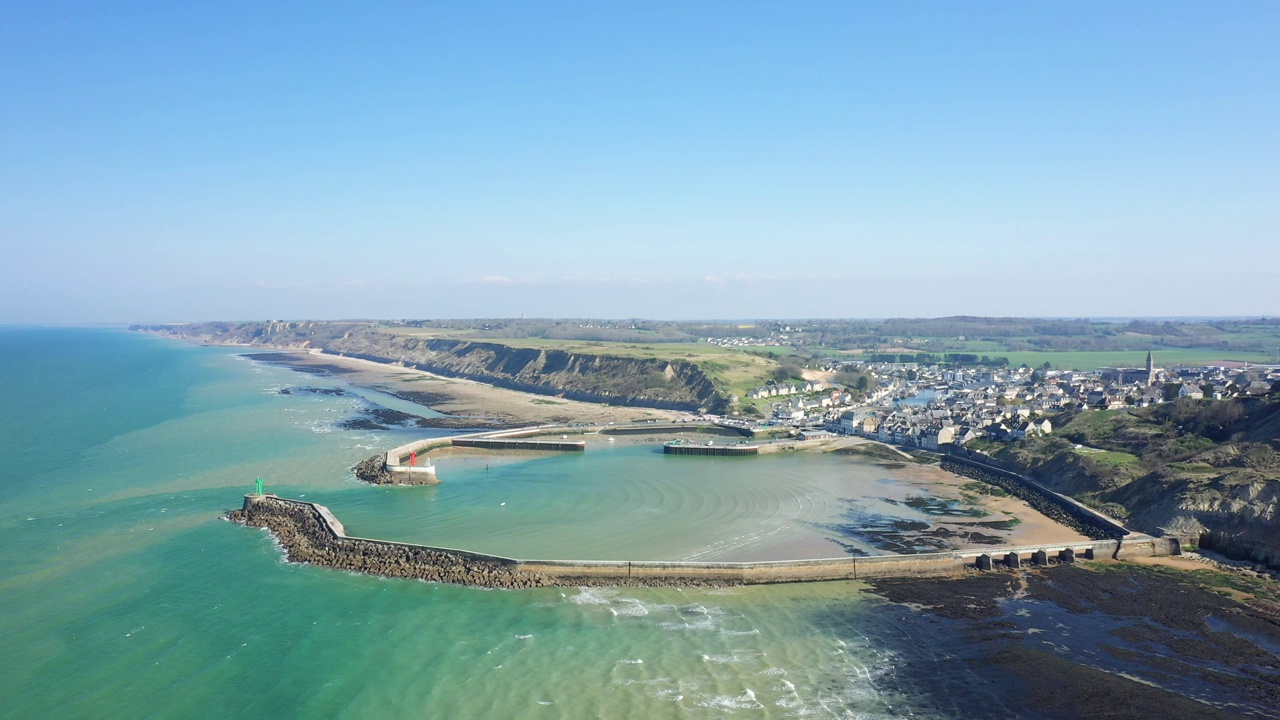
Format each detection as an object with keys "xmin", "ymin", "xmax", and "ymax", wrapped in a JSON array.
[
  {"xmin": 133, "ymin": 321, "xmax": 736, "ymax": 413},
  {"xmin": 990, "ymin": 395, "xmax": 1280, "ymax": 568}
]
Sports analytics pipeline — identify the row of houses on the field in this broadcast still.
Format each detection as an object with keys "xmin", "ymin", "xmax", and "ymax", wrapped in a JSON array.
[
  {"xmin": 747, "ymin": 379, "xmax": 825, "ymax": 399},
  {"xmin": 817, "ymin": 358, "xmax": 1279, "ymax": 450},
  {"xmin": 833, "ymin": 401, "xmax": 1054, "ymax": 451}
]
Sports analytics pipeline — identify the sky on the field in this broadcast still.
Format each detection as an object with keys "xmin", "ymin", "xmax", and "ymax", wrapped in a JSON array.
[{"xmin": 1, "ymin": 2, "xmax": 1277, "ymax": 323}]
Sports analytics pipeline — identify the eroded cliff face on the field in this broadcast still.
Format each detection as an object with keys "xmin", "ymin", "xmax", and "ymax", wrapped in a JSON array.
[
  {"xmin": 999, "ymin": 456, "xmax": 1280, "ymax": 568},
  {"xmin": 129, "ymin": 321, "xmax": 365, "ymax": 349},
  {"xmin": 326, "ymin": 335, "xmax": 725, "ymax": 413},
  {"xmin": 133, "ymin": 322, "xmax": 726, "ymax": 413},
  {"xmin": 992, "ymin": 403, "xmax": 1280, "ymax": 570},
  {"xmin": 1120, "ymin": 473, "xmax": 1280, "ymax": 568}
]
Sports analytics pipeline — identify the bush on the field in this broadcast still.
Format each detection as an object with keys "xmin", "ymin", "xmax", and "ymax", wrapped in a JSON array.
[
  {"xmin": 773, "ymin": 364, "xmax": 804, "ymax": 382},
  {"xmin": 834, "ymin": 370, "xmax": 872, "ymax": 390}
]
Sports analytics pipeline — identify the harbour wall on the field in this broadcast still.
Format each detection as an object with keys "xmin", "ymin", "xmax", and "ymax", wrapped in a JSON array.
[
  {"xmin": 940, "ymin": 454, "xmax": 1131, "ymax": 540},
  {"xmin": 452, "ymin": 437, "xmax": 586, "ymax": 452},
  {"xmin": 229, "ymin": 494, "xmax": 1177, "ymax": 589},
  {"xmin": 662, "ymin": 442, "xmax": 760, "ymax": 456}
]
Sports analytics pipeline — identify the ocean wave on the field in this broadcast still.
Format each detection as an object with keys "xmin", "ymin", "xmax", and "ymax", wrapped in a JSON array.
[
  {"xmin": 611, "ymin": 598, "xmax": 649, "ymax": 617},
  {"xmin": 568, "ymin": 587, "xmax": 614, "ymax": 605},
  {"xmin": 658, "ymin": 616, "xmax": 718, "ymax": 632},
  {"xmin": 697, "ymin": 688, "xmax": 762, "ymax": 710},
  {"xmin": 614, "ymin": 676, "xmax": 673, "ymax": 687},
  {"xmin": 700, "ymin": 651, "xmax": 766, "ymax": 665}
]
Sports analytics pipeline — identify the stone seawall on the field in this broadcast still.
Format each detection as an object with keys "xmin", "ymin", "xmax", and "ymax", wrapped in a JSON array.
[
  {"xmin": 941, "ymin": 456, "xmax": 1128, "ymax": 540},
  {"xmin": 227, "ymin": 496, "xmax": 549, "ymax": 588},
  {"xmin": 227, "ymin": 495, "xmax": 1169, "ymax": 589},
  {"xmin": 228, "ymin": 496, "xmax": 733, "ymax": 588}
]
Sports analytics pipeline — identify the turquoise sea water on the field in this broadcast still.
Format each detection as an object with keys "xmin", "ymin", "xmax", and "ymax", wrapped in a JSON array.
[
  {"xmin": 335, "ymin": 446, "xmax": 951, "ymax": 562},
  {"xmin": 0, "ymin": 329, "xmax": 1009, "ymax": 719}
]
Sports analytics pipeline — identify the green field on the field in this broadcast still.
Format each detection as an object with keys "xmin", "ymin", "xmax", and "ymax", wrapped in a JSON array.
[
  {"xmin": 998, "ymin": 349, "xmax": 1273, "ymax": 371},
  {"xmin": 377, "ymin": 328, "xmax": 781, "ymax": 397},
  {"xmin": 1073, "ymin": 447, "xmax": 1143, "ymax": 467},
  {"xmin": 373, "ymin": 325, "xmax": 1275, "ymax": 398}
]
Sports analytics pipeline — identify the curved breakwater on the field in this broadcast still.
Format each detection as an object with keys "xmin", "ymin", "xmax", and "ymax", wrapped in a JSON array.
[{"xmin": 227, "ymin": 494, "xmax": 1178, "ymax": 588}]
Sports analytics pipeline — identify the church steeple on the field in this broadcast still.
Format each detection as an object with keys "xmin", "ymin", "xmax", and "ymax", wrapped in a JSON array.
[{"xmin": 1146, "ymin": 350, "xmax": 1155, "ymax": 385}]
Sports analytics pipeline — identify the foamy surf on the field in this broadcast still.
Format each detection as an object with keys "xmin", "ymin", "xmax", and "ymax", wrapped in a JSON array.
[
  {"xmin": 697, "ymin": 688, "xmax": 762, "ymax": 710},
  {"xmin": 568, "ymin": 587, "xmax": 613, "ymax": 605}
]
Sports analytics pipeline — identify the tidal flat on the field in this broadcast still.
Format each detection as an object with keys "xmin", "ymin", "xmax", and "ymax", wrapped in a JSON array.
[{"xmin": 865, "ymin": 563, "xmax": 1280, "ymax": 718}]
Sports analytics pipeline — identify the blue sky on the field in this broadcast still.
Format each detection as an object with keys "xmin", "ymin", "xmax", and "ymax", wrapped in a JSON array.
[{"xmin": 1, "ymin": 2, "xmax": 1277, "ymax": 322}]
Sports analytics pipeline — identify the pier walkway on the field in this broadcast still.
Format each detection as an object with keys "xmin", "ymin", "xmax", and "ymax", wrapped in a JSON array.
[{"xmin": 235, "ymin": 494, "xmax": 1178, "ymax": 588}]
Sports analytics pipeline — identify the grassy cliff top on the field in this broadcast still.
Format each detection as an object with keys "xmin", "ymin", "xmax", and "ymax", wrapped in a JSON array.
[
  {"xmin": 994, "ymin": 394, "xmax": 1280, "ymax": 523},
  {"xmin": 374, "ymin": 326, "xmax": 783, "ymax": 399}
]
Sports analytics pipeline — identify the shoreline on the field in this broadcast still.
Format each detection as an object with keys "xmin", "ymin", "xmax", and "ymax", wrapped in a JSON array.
[
  {"xmin": 228, "ymin": 336, "xmax": 1131, "ymax": 563},
  {"xmin": 237, "ymin": 345, "xmax": 685, "ymax": 427}
]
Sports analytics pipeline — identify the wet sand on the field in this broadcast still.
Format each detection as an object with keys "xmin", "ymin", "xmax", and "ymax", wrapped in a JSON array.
[
  {"xmin": 841, "ymin": 454, "xmax": 1093, "ymax": 549},
  {"xmin": 247, "ymin": 349, "xmax": 683, "ymax": 426}
]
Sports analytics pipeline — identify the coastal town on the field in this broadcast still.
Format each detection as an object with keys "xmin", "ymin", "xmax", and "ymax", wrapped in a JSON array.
[{"xmin": 733, "ymin": 352, "xmax": 1280, "ymax": 452}]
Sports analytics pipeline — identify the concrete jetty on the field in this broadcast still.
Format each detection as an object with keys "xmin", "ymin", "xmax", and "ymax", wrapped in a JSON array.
[
  {"xmin": 662, "ymin": 440, "xmax": 760, "ymax": 456},
  {"xmin": 452, "ymin": 437, "xmax": 585, "ymax": 452},
  {"xmin": 373, "ymin": 422, "xmax": 752, "ymax": 484},
  {"xmin": 229, "ymin": 494, "xmax": 1179, "ymax": 589}
]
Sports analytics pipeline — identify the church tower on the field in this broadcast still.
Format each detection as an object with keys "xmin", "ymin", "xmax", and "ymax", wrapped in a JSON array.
[{"xmin": 1146, "ymin": 350, "xmax": 1155, "ymax": 386}]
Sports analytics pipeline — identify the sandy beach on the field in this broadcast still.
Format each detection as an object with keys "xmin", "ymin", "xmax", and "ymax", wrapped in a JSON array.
[{"xmin": 247, "ymin": 348, "xmax": 684, "ymax": 427}]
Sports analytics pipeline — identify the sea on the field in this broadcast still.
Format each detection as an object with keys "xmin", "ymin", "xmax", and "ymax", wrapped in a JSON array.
[{"xmin": 0, "ymin": 328, "xmax": 1034, "ymax": 719}]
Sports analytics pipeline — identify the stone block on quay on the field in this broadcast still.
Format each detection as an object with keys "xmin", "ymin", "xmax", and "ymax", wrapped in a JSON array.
[{"xmin": 1005, "ymin": 552, "xmax": 1021, "ymax": 569}]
